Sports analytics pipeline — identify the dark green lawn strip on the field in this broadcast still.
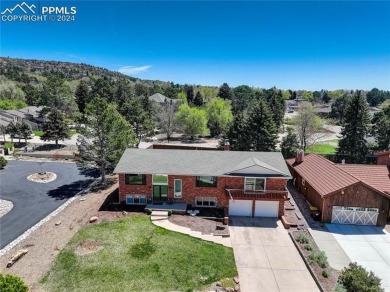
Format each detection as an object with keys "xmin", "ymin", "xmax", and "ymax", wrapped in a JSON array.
[{"xmin": 44, "ymin": 216, "xmax": 236, "ymax": 292}]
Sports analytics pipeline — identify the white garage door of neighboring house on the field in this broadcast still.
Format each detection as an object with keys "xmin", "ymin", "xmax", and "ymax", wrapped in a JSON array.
[
  {"xmin": 229, "ymin": 200, "xmax": 252, "ymax": 217},
  {"xmin": 331, "ymin": 206, "xmax": 379, "ymax": 225},
  {"xmin": 254, "ymin": 201, "xmax": 279, "ymax": 218}
]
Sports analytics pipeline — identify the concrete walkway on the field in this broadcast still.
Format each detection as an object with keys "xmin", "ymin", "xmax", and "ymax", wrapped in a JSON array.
[
  {"xmin": 230, "ymin": 217, "xmax": 318, "ymax": 292},
  {"xmin": 308, "ymin": 228, "xmax": 351, "ymax": 270},
  {"xmin": 150, "ymin": 211, "xmax": 231, "ymax": 247}
]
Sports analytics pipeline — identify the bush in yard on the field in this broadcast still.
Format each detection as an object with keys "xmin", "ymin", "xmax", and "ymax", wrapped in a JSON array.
[
  {"xmin": 0, "ymin": 156, "xmax": 7, "ymax": 169},
  {"xmin": 0, "ymin": 273, "xmax": 28, "ymax": 292},
  {"xmin": 322, "ymin": 270, "xmax": 329, "ymax": 278},
  {"xmin": 308, "ymin": 251, "xmax": 328, "ymax": 268},
  {"xmin": 296, "ymin": 233, "xmax": 309, "ymax": 244},
  {"xmin": 338, "ymin": 262, "xmax": 384, "ymax": 292},
  {"xmin": 304, "ymin": 244, "xmax": 313, "ymax": 251}
]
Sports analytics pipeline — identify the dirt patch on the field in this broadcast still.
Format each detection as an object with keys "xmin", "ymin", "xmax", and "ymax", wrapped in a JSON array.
[
  {"xmin": 75, "ymin": 240, "xmax": 104, "ymax": 256},
  {"xmin": 169, "ymin": 214, "xmax": 228, "ymax": 236}
]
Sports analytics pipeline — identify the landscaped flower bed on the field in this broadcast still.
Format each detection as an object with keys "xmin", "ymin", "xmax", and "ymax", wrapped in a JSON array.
[{"xmin": 291, "ymin": 230, "xmax": 339, "ymax": 292}]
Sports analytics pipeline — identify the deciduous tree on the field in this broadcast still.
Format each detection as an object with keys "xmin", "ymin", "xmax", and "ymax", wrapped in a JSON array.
[
  {"xmin": 293, "ymin": 105, "xmax": 323, "ymax": 151},
  {"xmin": 175, "ymin": 104, "xmax": 209, "ymax": 139},
  {"xmin": 205, "ymin": 97, "xmax": 233, "ymax": 137},
  {"xmin": 157, "ymin": 99, "xmax": 179, "ymax": 142}
]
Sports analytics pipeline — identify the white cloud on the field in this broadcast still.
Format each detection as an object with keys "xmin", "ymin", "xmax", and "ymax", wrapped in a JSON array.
[{"xmin": 117, "ymin": 65, "xmax": 152, "ymax": 75}]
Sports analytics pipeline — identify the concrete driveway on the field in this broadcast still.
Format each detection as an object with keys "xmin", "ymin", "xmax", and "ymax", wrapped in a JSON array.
[
  {"xmin": 0, "ymin": 160, "xmax": 97, "ymax": 249},
  {"xmin": 229, "ymin": 217, "xmax": 318, "ymax": 292},
  {"xmin": 326, "ymin": 224, "xmax": 390, "ymax": 291}
]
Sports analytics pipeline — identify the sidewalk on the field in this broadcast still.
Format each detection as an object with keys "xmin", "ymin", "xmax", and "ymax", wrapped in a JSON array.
[{"xmin": 150, "ymin": 211, "xmax": 232, "ymax": 248}]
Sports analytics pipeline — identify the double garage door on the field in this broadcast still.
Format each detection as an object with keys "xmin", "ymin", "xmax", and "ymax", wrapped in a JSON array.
[
  {"xmin": 228, "ymin": 200, "xmax": 279, "ymax": 217},
  {"xmin": 331, "ymin": 206, "xmax": 379, "ymax": 225}
]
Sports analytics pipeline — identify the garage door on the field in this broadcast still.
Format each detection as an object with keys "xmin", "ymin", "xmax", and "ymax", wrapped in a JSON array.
[
  {"xmin": 229, "ymin": 200, "xmax": 252, "ymax": 217},
  {"xmin": 331, "ymin": 206, "xmax": 379, "ymax": 225},
  {"xmin": 254, "ymin": 201, "xmax": 279, "ymax": 217}
]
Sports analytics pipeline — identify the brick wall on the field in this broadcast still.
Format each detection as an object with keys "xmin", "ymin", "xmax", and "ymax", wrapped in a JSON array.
[{"xmin": 118, "ymin": 173, "xmax": 287, "ymax": 209}]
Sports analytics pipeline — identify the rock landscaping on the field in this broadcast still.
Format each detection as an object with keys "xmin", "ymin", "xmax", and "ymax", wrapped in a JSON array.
[{"xmin": 27, "ymin": 172, "xmax": 57, "ymax": 183}]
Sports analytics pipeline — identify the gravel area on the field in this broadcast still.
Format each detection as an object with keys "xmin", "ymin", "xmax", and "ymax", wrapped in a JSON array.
[
  {"xmin": 169, "ymin": 214, "xmax": 229, "ymax": 236},
  {"xmin": 0, "ymin": 200, "xmax": 13, "ymax": 218},
  {"xmin": 0, "ymin": 176, "xmax": 118, "ymax": 291}
]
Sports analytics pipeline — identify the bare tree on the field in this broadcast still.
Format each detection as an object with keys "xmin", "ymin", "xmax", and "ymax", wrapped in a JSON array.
[
  {"xmin": 157, "ymin": 99, "xmax": 179, "ymax": 142},
  {"xmin": 292, "ymin": 105, "xmax": 324, "ymax": 151}
]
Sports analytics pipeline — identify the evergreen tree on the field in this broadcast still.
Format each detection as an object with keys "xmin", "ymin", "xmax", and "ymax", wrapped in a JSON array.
[
  {"xmin": 218, "ymin": 83, "xmax": 233, "ymax": 100},
  {"xmin": 41, "ymin": 109, "xmax": 70, "ymax": 146},
  {"xmin": 193, "ymin": 91, "xmax": 204, "ymax": 107},
  {"xmin": 19, "ymin": 120, "xmax": 32, "ymax": 144},
  {"xmin": 245, "ymin": 99, "xmax": 278, "ymax": 151},
  {"xmin": 6, "ymin": 122, "xmax": 19, "ymax": 143},
  {"xmin": 0, "ymin": 125, "xmax": 6, "ymax": 143},
  {"xmin": 265, "ymin": 88, "xmax": 285, "ymax": 129},
  {"xmin": 337, "ymin": 91, "xmax": 370, "ymax": 163},
  {"xmin": 75, "ymin": 80, "xmax": 90, "ymax": 114},
  {"xmin": 331, "ymin": 94, "xmax": 352, "ymax": 124},
  {"xmin": 280, "ymin": 128, "xmax": 299, "ymax": 159},
  {"xmin": 371, "ymin": 105, "xmax": 390, "ymax": 151},
  {"xmin": 77, "ymin": 98, "xmax": 136, "ymax": 182},
  {"xmin": 225, "ymin": 113, "xmax": 249, "ymax": 151},
  {"xmin": 183, "ymin": 85, "xmax": 194, "ymax": 104},
  {"xmin": 322, "ymin": 91, "xmax": 331, "ymax": 103},
  {"xmin": 90, "ymin": 78, "xmax": 114, "ymax": 102}
]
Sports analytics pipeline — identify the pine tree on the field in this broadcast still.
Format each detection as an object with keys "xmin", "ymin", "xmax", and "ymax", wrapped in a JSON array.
[
  {"xmin": 337, "ymin": 91, "xmax": 370, "ymax": 163},
  {"xmin": 193, "ymin": 91, "xmax": 204, "ymax": 107},
  {"xmin": 266, "ymin": 88, "xmax": 285, "ymax": 129},
  {"xmin": 41, "ymin": 109, "xmax": 70, "ymax": 146},
  {"xmin": 225, "ymin": 113, "xmax": 249, "ymax": 151},
  {"xmin": 280, "ymin": 128, "xmax": 299, "ymax": 158},
  {"xmin": 245, "ymin": 99, "xmax": 278, "ymax": 151},
  {"xmin": 19, "ymin": 120, "xmax": 32, "ymax": 144},
  {"xmin": 77, "ymin": 98, "xmax": 136, "ymax": 182},
  {"xmin": 218, "ymin": 83, "xmax": 233, "ymax": 100},
  {"xmin": 322, "ymin": 91, "xmax": 331, "ymax": 103},
  {"xmin": 75, "ymin": 80, "xmax": 90, "ymax": 114},
  {"xmin": 371, "ymin": 105, "xmax": 390, "ymax": 151}
]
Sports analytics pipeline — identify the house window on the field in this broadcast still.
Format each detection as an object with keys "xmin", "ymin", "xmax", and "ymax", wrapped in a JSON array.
[
  {"xmin": 126, "ymin": 195, "xmax": 147, "ymax": 205},
  {"xmin": 174, "ymin": 179, "xmax": 182, "ymax": 198},
  {"xmin": 195, "ymin": 197, "xmax": 217, "ymax": 207},
  {"xmin": 245, "ymin": 177, "xmax": 266, "ymax": 191},
  {"xmin": 125, "ymin": 174, "xmax": 146, "ymax": 185},
  {"xmin": 196, "ymin": 176, "xmax": 217, "ymax": 187},
  {"xmin": 152, "ymin": 174, "xmax": 168, "ymax": 185}
]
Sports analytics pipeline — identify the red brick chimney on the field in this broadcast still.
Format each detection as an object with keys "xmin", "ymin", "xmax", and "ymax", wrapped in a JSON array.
[{"xmin": 295, "ymin": 150, "xmax": 304, "ymax": 164}]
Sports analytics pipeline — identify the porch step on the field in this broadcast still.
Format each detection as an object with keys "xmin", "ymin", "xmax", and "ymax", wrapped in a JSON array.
[{"xmin": 150, "ymin": 211, "xmax": 169, "ymax": 221}]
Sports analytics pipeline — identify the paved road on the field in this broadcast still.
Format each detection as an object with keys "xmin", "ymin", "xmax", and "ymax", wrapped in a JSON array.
[
  {"xmin": 326, "ymin": 224, "xmax": 390, "ymax": 292},
  {"xmin": 0, "ymin": 160, "xmax": 97, "ymax": 249},
  {"xmin": 229, "ymin": 217, "xmax": 318, "ymax": 292}
]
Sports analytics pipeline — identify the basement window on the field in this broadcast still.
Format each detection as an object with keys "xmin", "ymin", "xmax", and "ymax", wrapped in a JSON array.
[
  {"xmin": 126, "ymin": 195, "xmax": 147, "ymax": 205},
  {"xmin": 195, "ymin": 197, "xmax": 217, "ymax": 207}
]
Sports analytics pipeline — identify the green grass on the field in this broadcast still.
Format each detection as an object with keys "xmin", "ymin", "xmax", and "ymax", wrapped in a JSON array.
[
  {"xmin": 33, "ymin": 130, "xmax": 77, "ymax": 137},
  {"xmin": 42, "ymin": 216, "xmax": 237, "ymax": 292},
  {"xmin": 306, "ymin": 144, "xmax": 337, "ymax": 155},
  {"xmin": 33, "ymin": 130, "xmax": 44, "ymax": 137}
]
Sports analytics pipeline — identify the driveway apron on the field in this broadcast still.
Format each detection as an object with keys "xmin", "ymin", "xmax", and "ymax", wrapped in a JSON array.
[{"xmin": 229, "ymin": 217, "xmax": 318, "ymax": 292}]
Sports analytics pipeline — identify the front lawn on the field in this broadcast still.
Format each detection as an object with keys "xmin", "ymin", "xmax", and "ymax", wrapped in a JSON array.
[
  {"xmin": 42, "ymin": 216, "xmax": 237, "ymax": 292},
  {"xmin": 306, "ymin": 143, "xmax": 336, "ymax": 154}
]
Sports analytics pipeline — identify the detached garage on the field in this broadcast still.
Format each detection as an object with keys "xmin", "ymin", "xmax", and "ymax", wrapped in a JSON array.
[
  {"xmin": 287, "ymin": 154, "xmax": 390, "ymax": 226},
  {"xmin": 229, "ymin": 200, "xmax": 279, "ymax": 217}
]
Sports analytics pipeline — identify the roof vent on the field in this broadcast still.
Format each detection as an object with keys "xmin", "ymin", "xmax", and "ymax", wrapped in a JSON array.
[{"xmin": 295, "ymin": 150, "xmax": 304, "ymax": 164}]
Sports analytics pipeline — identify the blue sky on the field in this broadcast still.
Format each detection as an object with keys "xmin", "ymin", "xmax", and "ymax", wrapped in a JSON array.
[{"xmin": 1, "ymin": 1, "xmax": 390, "ymax": 90}]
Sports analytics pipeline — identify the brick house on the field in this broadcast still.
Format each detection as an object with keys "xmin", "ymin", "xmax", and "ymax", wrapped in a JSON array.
[
  {"xmin": 114, "ymin": 149, "xmax": 291, "ymax": 218},
  {"xmin": 287, "ymin": 153, "xmax": 390, "ymax": 226}
]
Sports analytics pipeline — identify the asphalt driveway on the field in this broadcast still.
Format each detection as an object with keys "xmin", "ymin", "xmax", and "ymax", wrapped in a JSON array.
[
  {"xmin": 229, "ymin": 217, "xmax": 318, "ymax": 292},
  {"xmin": 0, "ymin": 160, "xmax": 97, "ymax": 249},
  {"xmin": 326, "ymin": 224, "xmax": 390, "ymax": 292}
]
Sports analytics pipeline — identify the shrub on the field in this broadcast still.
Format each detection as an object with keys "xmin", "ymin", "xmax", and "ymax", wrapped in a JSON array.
[
  {"xmin": 296, "ymin": 233, "xmax": 309, "ymax": 244},
  {"xmin": 0, "ymin": 273, "xmax": 28, "ymax": 292},
  {"xmin": 4, "ymin": 142, "xmax": 13, "ymax": 150},
  {"xmin": 167, "ymin": 210, "xmax": 172, "ymax": 216},
  {"xmin": 308, "ymin": 251, "xmax": 328, "ymax": 268},
  {"xmin": 322, "ymin": 270, "xmax": 329, "ymax": 278},
  {"xmin": 304, "ymin": 244, "xmax": 313, "ymax": 251},
  {"xmin": 338, "ymin": 262, "xmax": 384, "ymax": 292},
  {"xmin": 145, "ymin": 209, "xmax": 152, "ymax": 215},
  {"xmin": 0, "ymin": 156, "xmax": 7, "ymax": 169}
]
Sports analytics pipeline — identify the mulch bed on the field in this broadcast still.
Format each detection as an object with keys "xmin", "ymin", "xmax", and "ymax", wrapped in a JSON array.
[{"xmin": 169, "ymin": 214, "xmax": 229, "ymax": 236}]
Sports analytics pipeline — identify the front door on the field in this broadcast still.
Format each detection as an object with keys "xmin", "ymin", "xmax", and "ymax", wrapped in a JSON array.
[{"xmin": 153, "ymin": 185, "xmax": 168, "ymax": 201}]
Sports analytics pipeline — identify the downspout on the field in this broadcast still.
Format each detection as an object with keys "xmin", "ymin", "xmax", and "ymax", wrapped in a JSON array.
[{"xmin": 226, "ymin": 189, "xmax": 235, "ymax": 202}]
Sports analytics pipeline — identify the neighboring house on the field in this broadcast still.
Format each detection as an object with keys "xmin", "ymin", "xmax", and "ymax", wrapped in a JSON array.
[
  {"xmin": 114, "ymin": 149, "xmax": 291, "ymax": 218},
  {"xmin": 0, "ymin": 106, "xmax": 44, "ymax": 130},
  {"xmin": 148, "ymin": 93, "xmax": 180, "ymax": 104},
  {"xmin": 287, "ymin": 153, "xmax": 390, "ymax": 226},
  {"xmin": 285, "ymin": 99, "xmax": 311, "ymax": 111}
]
